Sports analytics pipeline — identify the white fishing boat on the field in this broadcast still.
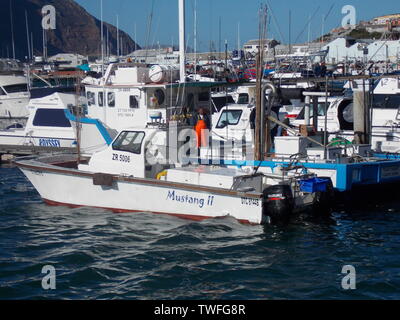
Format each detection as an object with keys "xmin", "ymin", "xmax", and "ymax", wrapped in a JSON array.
[
  {"xmin": 0, "ymin": 92, "xmax": 76, "ymax": 149},
  {"xmin": 289, "ymin": 76, "xmax": 400, "ymax": 153},
  {"xmin": 16, "ymin": 125, "xmax": 332, "ymax": 224}
]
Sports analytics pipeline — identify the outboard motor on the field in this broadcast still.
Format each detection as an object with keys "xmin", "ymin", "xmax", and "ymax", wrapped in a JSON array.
[{"xmin": 262, "ymin": 184, "xmax": 294, "ymax": 224}]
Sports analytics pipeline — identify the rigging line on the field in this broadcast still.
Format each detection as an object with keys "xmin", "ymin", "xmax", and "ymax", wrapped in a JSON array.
[
  {"xmin": 144, "ymin": 0, "xmax": 156, "ymax": 61},
  {"xmin": 265, "ymin": 0, "xmax": 285, "ymax": 44},
  {"xmin": 293, "ymin": 6, "xmax": 320, "ymax": 45}
]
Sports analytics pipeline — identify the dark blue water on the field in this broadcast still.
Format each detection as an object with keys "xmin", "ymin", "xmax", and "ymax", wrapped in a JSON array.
[{"xmin": 1, "ymin": 165, "xmax": 399, "ymax": 299}]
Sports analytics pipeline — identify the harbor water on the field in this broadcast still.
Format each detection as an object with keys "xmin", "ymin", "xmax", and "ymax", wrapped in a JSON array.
[{"xmin": 0, "ymin": 165, "xmax": 399, "ymax": 300}]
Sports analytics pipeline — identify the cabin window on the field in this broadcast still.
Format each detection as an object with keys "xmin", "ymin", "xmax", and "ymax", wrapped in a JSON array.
[
  {"xmin": 211, "ymin": 95, "xmax": 235, "ymax": 112},
  {"xmin": 154, "ymin": 89, "xmax": 165, "ymax": 105},
  {"xmin": 108, "ymin": 92, "xmax": 115, "ymax": 107},
  {"xmin": 3, "ymin": 84, "xmax": 28, "ymax": 94},
  {"xmin": 129, "ymin": 95, "xmax": 139, "ymax": 108},
  {"xmin": 112, "ymin": 131, "xmax": 145, "ymax": 154},
  {"xmin": 296, "ymin": 103, "xmax": 330, "ymax": 120},
  {"xmin": 0, "ymin": 87, "xmax": 5, "ymax": 95},
  {"xmin": 32, "ymin": 109, "xmax": 71, "ymax": 127},
  {"xmin": 198, "ymin": 92, "xmax": 210, "ymax": 102},
  {"xmin": 98, "ymin": 92, "xmax": 104, "ymax": 107},
  {"xmin": 87, "ymin": 92, "xmax": 95, "ymax": 106},
  {"xmin": 373, "ymin": 95, "xmax": 400, "ymax": 109},
  {"xmin": 237, "ymin": 93, "xmax": 249, "ymax": 104},
  {"xmin": 216, "ymin": 110, "xmax": 243, "ymax": 129}
]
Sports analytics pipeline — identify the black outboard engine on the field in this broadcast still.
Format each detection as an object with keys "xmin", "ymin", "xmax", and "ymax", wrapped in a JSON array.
[{"xmin": 262, "ymin": 184, "xmax": 294, "ymax": 224}]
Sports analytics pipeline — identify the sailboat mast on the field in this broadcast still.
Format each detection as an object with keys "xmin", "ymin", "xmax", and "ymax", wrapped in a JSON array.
[
  {"xmin": 10, "ymin": 0, "xmax": 15, "ymax": 59},
  {"xmin": 194, "ymin": 0, "xmax": 197, "ymax": 79},
  {"xmin": 25, "ymin": 11, "xmax": 31, "ymax": 60},
  {"xmin": 117, "ymin": 15, "xmax": 120, "ymax": 57},
  {"xmin": 179, "ymin": 0, "xmax": 186, "ymax": 82},
  {"xmin": 101, "ymin": 0, "xmax": 104, "ymax": 75}
]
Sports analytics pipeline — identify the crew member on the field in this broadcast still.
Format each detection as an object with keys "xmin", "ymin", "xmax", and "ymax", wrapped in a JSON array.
[{"xmin": 190, "ymin": 107, "xmax": 211, "ymax": 148}]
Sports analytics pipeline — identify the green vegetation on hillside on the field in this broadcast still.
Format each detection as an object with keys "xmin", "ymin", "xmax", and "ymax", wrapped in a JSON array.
[{"xmin": 348, "ymin": 28, "xmax": 382, "ymax": 40}]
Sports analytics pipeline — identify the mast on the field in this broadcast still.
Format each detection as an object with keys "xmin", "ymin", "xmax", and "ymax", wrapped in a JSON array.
[
  {"xmin": 134, "ymin": 23, "xmax": 137, "ymax": 52},
  {"xmin": 117, "ymin": 15, "xmax": 120, "ymax": 57},
  {"xmin": 31, "ymin": 32, "xmax": 34, "ymax": 58},
  {"xmin": 101, "ymin": 0, "xmax": 104, "ymax": 75},
  {"xmin": 10, "ymin": 0, "xmax": 15, "ymax": 59},
  {"xmin": 288, "ymin": 10, "xmax": 291, "ymax": 55},
  {"xmin": 194, "ymin": 0, "xmax": 197, "ymax": 79},
  {"xmin": 179, "ymin": 0, "xmax": 186, "ymax": 82},
  {"xmin": 25, "ymin": 10, "xmax": 31, "ymax": 60},
  {"xmin": 219, "ymin": 16, "xmax": 221, "ymax": 55},
  {"xmin": 237, "ymin": 22, "xmax": 240, "ymax": 53},
  {"xmin": 255, "ymin": 4, "xmax": 268, "ymax": 161}
]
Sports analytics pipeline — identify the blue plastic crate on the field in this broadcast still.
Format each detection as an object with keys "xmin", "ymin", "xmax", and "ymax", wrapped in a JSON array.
[{"xmin": 299, "ymin": 177, "xmax": 328, "ymax": 193}]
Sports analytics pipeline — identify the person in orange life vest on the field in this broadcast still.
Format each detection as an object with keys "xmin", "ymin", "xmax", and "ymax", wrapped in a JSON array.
[{"xmin": 190, "ymin": 107, "xmax": 211, "ymax": 148}]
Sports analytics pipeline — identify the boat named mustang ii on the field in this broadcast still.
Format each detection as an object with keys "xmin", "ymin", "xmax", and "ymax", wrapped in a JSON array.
[{"xmin": 15, "ymin": 125, "xmax": 333, "ymax": 225}]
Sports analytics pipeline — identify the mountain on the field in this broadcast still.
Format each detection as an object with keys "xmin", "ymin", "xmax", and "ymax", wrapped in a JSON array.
[{"xmin": 0, "ymin": 0, "xmax": 140, "ymax": 60}]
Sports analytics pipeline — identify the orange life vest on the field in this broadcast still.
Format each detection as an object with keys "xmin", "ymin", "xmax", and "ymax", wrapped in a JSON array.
[{"xmin": 195, "ymin": 118, "xmax": 208, "ymax": 148}]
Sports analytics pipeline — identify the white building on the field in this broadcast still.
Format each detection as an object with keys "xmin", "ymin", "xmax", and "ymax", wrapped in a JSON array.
[
  {"xmin": 322, "ymin": 37, "xmax": 400, "ymax": 63},
  {"xmin": 243, "ymin": 39, "xmax": 276, "ymax": 57}
]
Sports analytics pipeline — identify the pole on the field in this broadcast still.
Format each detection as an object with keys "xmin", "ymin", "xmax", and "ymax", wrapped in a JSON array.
[
  {"xmin": 288, "ymin": 10, "xmax": 291, "ymax": 55},
  {"xmin": 179, "ymin": 0, "xmax": 186, "ymax": 82},
  {"xmin": 9, "ymin": 0, "xmax": 15, "ymax": 59},
  {"xmin": 101, "ymin": 0, "xmax": 104, "ymax": 75},
  {"xmin": 324, "ymin": 76, "xmax": 329, "ymax": 159},
  {"xmin": 31, "ymin": 32, "xmax": 34, "ymax": 59},
  {"xmin": 117, "ymin": 15, "xmax": 120, "ymax": 57},
  {"xmin": 305, "ymin": 95, "xmax": 311, "ymax": 125},
  {"xmin": 25, "ymin": 11, "xmax": 31, "ymax": 60},
  {"xmin": 353, "ymin": 80, "xmax": 369, "ymax": 144}
]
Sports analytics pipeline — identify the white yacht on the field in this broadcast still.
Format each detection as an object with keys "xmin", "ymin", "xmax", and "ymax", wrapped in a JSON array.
[
  {"xmin": 0, "ymin": 59, "xmax": 30, "ymax": 129},
  {"xmin": 0, "ymin": 92, "xmax": 76, "ymax": 149}
]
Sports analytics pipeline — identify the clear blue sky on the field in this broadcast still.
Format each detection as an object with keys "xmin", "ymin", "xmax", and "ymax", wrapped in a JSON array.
[{"xmin": 75, "ymin": 0, "xmax": 399, "ymax": 51}]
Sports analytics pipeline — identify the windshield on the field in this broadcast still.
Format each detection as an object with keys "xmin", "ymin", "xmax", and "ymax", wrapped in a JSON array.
[
  {"xmin": 216, "ymin": 110, "xmax": 243, "ymax": 128},
  {"xmin": 3, "ymin": 84, "xmax": 28, "ymax": 94},
  {"xmin": 112, "ymin": 131, "xmax": 145, "ymax": 154}
]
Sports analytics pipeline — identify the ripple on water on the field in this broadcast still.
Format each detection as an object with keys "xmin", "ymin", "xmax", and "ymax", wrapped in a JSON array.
[{"xmin": 1, "ymin": 166, "xmax": 400, "ymax": 299}]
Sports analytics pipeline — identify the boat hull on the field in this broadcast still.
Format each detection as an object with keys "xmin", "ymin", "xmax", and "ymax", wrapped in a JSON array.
[{"xmin": 17, "ymin": 158, "xmax": 265, "ymax": 224}]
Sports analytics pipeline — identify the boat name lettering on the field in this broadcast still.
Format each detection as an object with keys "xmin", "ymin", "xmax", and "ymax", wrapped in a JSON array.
[
  {"xmin": 39, "ymin": 138, "xmax": 60, "ymax": 147},
  {"xmin": 241, "ymin": 197, "xmax": 259, "ymax": 206},
  {"xmin": 166, "ymin": 190, "xmax": 215, "ymax": 208},
  {"xmin": 112, "ymin": 153, "xmax": 130, "ymax": 163}
]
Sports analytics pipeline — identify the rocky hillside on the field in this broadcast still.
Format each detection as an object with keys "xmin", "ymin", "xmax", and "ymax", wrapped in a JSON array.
[{"xmin": 0, "ymin": 0, "xmax": 140, "ymax": 59}]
